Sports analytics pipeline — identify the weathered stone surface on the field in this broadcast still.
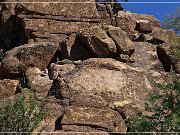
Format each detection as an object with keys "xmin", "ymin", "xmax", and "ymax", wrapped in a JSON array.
[
  {"xmin": 136, "ymin": 21, "xmax": 152, "ymax": 33},
  {"xmin": 130, "ymin": 42, "xmax": 164, "ymax": 71},
  {"xmin": 60, "ymin": 34, "xmax": 92, "ymax": 60},
  {"xmin": 62, "ymin": 106, "xmax": 126, "ymax": 132},
  {"xmin": 116, "ymin": 11, "xmax": 137, "ymax": 40},
  {"xmin": 0, "ymin": 79, "xmax": 19, "ymax": 100},
  {"xmin": 131, "ymin": 12, "xmax": 160, "ymax": 27},
  {"xmin": 16, "ymin": 0, "xmax": 99, "ymax": 19},
  {"xmin": 33, "ymin": 96, "xmax": 64, "ymax": 134},
  {"xmin": 53, "ymin": 58, "xmax": 166, "ymax": 114},
  {"xmin": 69, "ymin": 94, "xmax": 107, "ymax": 109},
  {"xmin": 106, "ymin": 26, "xmax": 135, "ymax": 56},
  {"xmin": 1, "ymin": 42, "xmax": 58, "ymax": 78},
  {"xmin": 49, "ymin": 63, "xmax": 76, "ymax": 80},
  {"xmin": 25, "ymin": 67, "xmax": 53, "ymax": 100},
  {"xmin": 78, "ymin": 25, "xmax": 117, "ymax": 58},
  {"xmin": 149, "ymin": 27, "xmax": 179, "ymax": 44}
]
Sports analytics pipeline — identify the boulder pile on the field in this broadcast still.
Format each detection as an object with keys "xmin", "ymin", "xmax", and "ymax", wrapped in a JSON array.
[{"xmin": 0, "ymin": 0, "xmax": 179, "ymax": 133}]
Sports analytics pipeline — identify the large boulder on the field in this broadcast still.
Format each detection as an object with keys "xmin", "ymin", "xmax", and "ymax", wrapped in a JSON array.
[
  {"xmin": 61, "ymin": 106, "xmax": 126, "ymax": 132},
  {"xmin": 106, "ymin": 26, "xmax": 135, "ymax": 57},
  {"xmin": 1, "ymin": 42, "xmax": 58, "ymax": 78},
  {"xmin": 130, "ymin": 42, "xmax": 164, "ymax": 71},
  {"xmin": 52, "ymin": 58, "xmax": 166, "ymax": 116},
  {"xmin": 78, "ymin": 25, "xmax": 117, "ymax": 58}
]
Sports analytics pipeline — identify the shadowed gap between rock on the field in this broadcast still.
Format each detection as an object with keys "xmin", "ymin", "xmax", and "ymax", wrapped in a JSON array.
[{"xmin": 157, "ymin": 46, "xmax": 171, "ymax": 72}]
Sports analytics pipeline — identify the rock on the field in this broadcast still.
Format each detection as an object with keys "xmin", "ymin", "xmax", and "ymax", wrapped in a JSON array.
[
  {"xmin": 116, "ymin": 11, "xmax": 137, "ymax": 40},
  {"xmin": 61, "ymin": 106, "xmax": 127, "ymax": 132},
  {"xmin": 32, "ymin": 96, "xmax": 64, "ymax": 134},
  {"xmin": 53, "ymin": 58, "xmax": 166, "ymax": 116},
  {"xmin": 130, "ymin": 42, "xmax": 164, "ymax": 71},
  {"xmin": 1, "ymin": 42, "xmax": 58, "ymax": 78},
  {"xmin": 49, "ymin": 63, "xmax": 76, "ymax": 80},
  {"xmin": 106, "ymin": 26, "xmax": 135, "ymax": 56},
  {"xmin": 78, "ymin": 25, "xmax": 117, "ymax": 58},
  {"xmin": 136, "ymin": 20, "xmax": 152, "ymax": 33},
  {"xmin": 16, "ymin": 0, "xmax": 99, "ymax": 19},
  {"xmin": 0, "ymin": 79, "xmax": 19, "ymax": 100},
  {"xmin": 131, "ymin": 12, "xmax": 160, "ymax": 27},
  {"xmin": 25, "ymin": 67, "xmax": 53, "ymax": 100},
  {"xmin": 60, "ymin": 34, "xmax": 92, "ymax": 60},
  {"xmin": 149, "ymin": 27, "xmax": 179, "ymax": 44},
  {"xmin": 69, "ymin": 94, "xmax": 107, "ymax": 109}
]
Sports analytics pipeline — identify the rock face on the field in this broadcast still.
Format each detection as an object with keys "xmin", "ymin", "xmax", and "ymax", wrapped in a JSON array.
[
  {"xmin": 0, "ymin": 0, "xmax": 180, "ymax": 134},
  {"xmin": 0, "ymin": 79, "xmax": 19, "ymax": 100},
  {"xmin": 1, "ymin": 42, "xmax": 58, "ymax": 78},
  {"xmin": 79, "ymin": 25, "xmax": 117, "ymax": 58}
]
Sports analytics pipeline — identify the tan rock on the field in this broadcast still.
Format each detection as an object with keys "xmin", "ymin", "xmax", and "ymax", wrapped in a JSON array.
[
  {"xmin": 78, "ymin": 25, "xmax": 117, "ymax": 58},
  {"xmin": 106, "ymin": 26, "xmax": 135, "ymax": 56},
  {"xmin": 1, "ymin": 42, "xmax": 58, "ymax": 78},
  {"xmin": 25, "ymin": 67, "xmax": 53, "ymax": 100},
  {"xmin": 0, "ymin": 79, "xmax": 19, "ymax": 100},
  {"xmin": 49, "ymin": 63, "xmax": 76, "ymax": 80},
  {"xmin": 136, "ymin": 21, "xmax": 152, "ymax": 33},
  {"xmin": 130, "ymin": 42, "xmax": 164, "ymax": 71},
  {"xmin": 53, "ymin": 58, "xmax": 166, "ymax": 115},
  {"xmin": 62, "ymin": 106, "xmax": 126, "ymax": 132}
]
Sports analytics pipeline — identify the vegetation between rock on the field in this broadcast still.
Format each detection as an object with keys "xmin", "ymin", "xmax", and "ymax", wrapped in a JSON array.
[
  {"xmin": 126, "ymin": 71, "xmax": 180, "ymax": 132},
  {"xmin": 0, "ymin": 88, "xmax": 49, "ymax": 133}
]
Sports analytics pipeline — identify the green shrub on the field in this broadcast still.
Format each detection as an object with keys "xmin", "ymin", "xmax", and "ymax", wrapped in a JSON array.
[
  {"xmin": 0, "ymin": 90, "xmax": 49, "ymax": 133},
  {"xmin": 126, "ymin": 71, "xmax": 180, "ymax": 132}
]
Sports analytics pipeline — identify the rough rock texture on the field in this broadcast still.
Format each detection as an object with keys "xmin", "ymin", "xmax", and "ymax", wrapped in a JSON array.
[
  {"xmin": 49, "ymin": 63, "xmax": 76, "ymax": 80},
  {"xmin": 1, "ymin": 42, "xmax": 58, "ymax": 78},
  {"xmin": 61, "ymin": 106, "xmax": 126, "ymax": 132},
  {"xmin": 78, "ymin": 25, "xmax": 117, "ymax": 58},
  {"xmin": 52, "ymin": 58, "xmax": 165, "ymax": 114},
  {"xmin": 131, "ymin": 42, "xmax": 164, "ymax": 71},
  {"xmin": 60, "ymin": 34, "xmax": 92, "ymax": 60},
  {"xmin": 25, "ymin": 67, "xmax": 53, "ymax": 100},
  {"xmin": 0, "ymin": 0, "xmax": 180, "ymax": 133},
  {"xmin": 106, "ymin": 26, "xmax": 135, "ymax": 57},
  {"xmin": 0, "ymin": 79, "xmax": 19, "ymax": 100}
]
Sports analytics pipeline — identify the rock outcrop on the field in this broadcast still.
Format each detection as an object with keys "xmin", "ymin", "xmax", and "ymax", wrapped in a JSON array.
[{"xmin": 0, "ymin": 0, "xmax": 179, "ymax": 134}]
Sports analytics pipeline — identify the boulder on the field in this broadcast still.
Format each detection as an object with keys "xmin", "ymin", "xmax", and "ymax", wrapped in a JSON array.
[
  {"xmin": 116, "ymin": 11, "xmax": 137, "ymax": 40},
  {"xmin": 130, "ymin": 42, "xmax": 164, "ymax": 71},
  {"xmin": 49, "ymin": 63, "xmax": 76, "ymax": 80},
  {"xmin": 136, "ymin": 20, "xmax": 152, "ymax": 33},
  {"xmin": 0, "ymin": 79, "xmax": 19, "ymax": 100},
  {"xmin": 52, "ymin": 58, "xmax": 166, "ymax": 116},
  {"xmin": 61, "ymin": 106, "xmax": 127, "ymax": 132},
  {"xmin": 1, "ymin": 42, "xmax": 58, "ymax": 78},
  {"xmin": 149, "ymin": 27, "xmax": 179, "ymax": 44},
  {"xmin": 25, "ymin": 67, "xmax": 53, "ymax": 100},
  {"xmin": 78, "ymin": 25, "xmax": 117, "ymax": 58},
  {"xmin": 131, "ymin": 12, "xmax": 160, "ymax": 27},
  {"xmin": 106, "ymin": 26, "xmax": 135, "ymax": 56}
]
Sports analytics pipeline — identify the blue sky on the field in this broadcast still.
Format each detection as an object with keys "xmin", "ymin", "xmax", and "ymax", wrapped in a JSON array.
[{"xmin": 120, "ymin": 0, "xmax": 180, "ymax": 22}]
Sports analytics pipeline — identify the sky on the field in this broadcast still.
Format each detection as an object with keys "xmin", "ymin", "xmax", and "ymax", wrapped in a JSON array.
[{"xmin": 120, "ymin": 0, "xmax": 180, "ymax": 22}]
